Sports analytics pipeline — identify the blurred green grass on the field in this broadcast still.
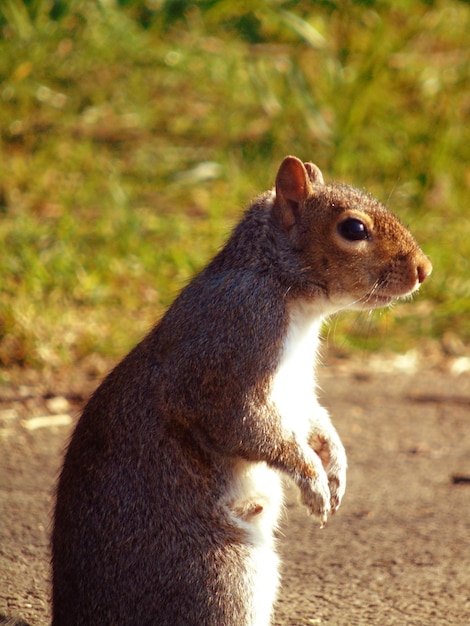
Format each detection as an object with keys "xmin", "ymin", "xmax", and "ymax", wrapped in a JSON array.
[{"xmin": 0, "ymin": 0, "xmax": 469, "ymax": 369}]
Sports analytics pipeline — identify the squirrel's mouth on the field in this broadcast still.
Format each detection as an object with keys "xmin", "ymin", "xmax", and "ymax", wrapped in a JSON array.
[
  {"xmin": 362, "ymin": 285, "xmax": 419, "ymax": 308},
  {"xmin": 362, "ymin": 277, "xmax": 422, "ymax": 308}
]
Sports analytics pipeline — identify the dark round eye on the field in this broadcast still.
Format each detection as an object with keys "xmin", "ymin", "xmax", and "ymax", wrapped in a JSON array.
[{"xmin": 338, "ymin": 218, "xmax": 369, "ymax": 241}]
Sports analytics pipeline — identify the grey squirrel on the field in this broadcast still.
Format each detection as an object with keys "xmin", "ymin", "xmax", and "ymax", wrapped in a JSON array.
[{"xmin": 52, "ymin": 156, "xmax": 432, "ymax": 626}]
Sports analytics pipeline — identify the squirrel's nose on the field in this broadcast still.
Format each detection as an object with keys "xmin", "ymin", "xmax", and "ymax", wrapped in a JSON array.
[{"xmin": 417, "ymin": 255, "xmax": 433, "ymax": 284}]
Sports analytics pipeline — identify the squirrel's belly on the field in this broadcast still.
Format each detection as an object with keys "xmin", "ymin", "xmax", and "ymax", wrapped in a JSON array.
[
  {"xmin": 224, "ymin": 460, "xmax": 283, "ymax": 539},
  {"xmin": 223, "ymin": 461, "xmax": 282, "ymax": 626}
]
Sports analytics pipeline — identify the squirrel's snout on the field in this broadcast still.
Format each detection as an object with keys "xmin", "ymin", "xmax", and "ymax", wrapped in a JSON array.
[{"xmin": 417, "ymin": 255, "xmax": 433, "ymax": 284}]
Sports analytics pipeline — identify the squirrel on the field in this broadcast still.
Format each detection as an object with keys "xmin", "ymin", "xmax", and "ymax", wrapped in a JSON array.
[{"xmin": 52, "ymin": 156, "xmax": 432, "ymax": 626}]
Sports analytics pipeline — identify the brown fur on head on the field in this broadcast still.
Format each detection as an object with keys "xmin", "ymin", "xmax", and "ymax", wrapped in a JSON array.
[{"xmin": 273, "ymin": 156, "xmax": 432, "ymax": 311}]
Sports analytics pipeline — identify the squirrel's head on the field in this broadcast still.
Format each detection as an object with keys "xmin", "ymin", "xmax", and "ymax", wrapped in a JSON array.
[{"xmin": 272, "ymin": 156, "xmax": 432, "ymax": 312}]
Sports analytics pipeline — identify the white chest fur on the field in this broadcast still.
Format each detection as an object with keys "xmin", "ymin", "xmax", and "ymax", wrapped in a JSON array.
[{"xmin": 270, "ymin": 303, "xmax": 324, "ymax": 441}]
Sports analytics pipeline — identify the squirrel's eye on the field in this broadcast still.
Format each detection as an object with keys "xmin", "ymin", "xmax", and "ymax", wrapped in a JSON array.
[{"xmin": 338, "ymin": 218, "xmax": 369, "ymax": 241}]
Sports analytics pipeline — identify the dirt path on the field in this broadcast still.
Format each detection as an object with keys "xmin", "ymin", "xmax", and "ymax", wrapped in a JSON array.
[{"xmin": 1, "ymin": 359, "xmax": 469, "ymax": 625}]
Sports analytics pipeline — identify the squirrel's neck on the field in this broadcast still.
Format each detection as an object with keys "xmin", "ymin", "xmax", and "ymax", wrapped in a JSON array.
[{"xmin": 283, "ymin": 300, "xmax": 324, "ymax": 360}]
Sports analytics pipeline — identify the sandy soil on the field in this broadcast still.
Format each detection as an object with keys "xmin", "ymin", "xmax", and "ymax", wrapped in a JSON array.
[{"xmin": 1, "ymin": 357, "xmax": 469, "ymax": 625}]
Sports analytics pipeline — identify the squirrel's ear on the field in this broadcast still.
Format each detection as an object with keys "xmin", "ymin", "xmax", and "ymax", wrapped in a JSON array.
[
  {"xmin": 273, "ymin": 156, "xmax": 320, "ymax": 230},
  {"xmin": 304, "ymin": 162, "xmax": 324, "ymax": 185}
]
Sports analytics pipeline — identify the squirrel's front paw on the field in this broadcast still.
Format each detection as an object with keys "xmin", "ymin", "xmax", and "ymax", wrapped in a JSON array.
[
  {"xmin": 309, "ymin": 431, "xmax": 347, "ymax": 514},
  {"xmin": 327, "ymin": 462, "xmax": 347, "ymax": 513},
  {"xmin": 299, "ymin": 466, "xmax": 332, "ymax": 528}
]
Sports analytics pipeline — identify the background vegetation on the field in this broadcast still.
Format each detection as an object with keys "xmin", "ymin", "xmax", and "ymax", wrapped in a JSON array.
[{"xmin": 0, "ymin": 0, "xmax": 469, "ymax": 369}]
